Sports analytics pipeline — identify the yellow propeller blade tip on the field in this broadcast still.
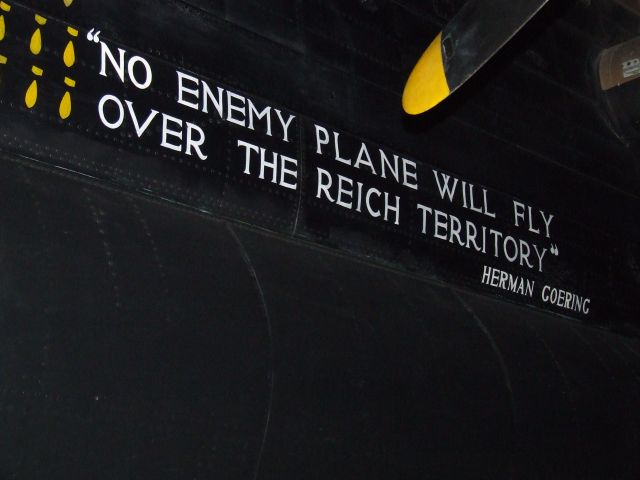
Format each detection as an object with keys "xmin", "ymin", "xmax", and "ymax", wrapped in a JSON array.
[{"xmin": 402, "ymin": 32, "xmax": 451, "ymax": 115}]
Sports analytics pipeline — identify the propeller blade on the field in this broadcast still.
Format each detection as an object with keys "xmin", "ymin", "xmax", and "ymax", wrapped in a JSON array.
[{"xmin": 402, "ymin": 0, "xmax": 550, "ymax": 115}]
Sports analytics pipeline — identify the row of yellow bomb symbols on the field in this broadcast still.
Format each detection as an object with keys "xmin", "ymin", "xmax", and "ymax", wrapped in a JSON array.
[{"xmin": 0, "ymin": 0, "xmax": 78, "ymax": 119}]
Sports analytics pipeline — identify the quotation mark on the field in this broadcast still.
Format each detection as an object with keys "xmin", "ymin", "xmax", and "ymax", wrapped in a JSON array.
[
  {"xmin": 550, "ymin": 244, "xmax": 559, "ymax": 256},
  {"xmin": 86, "ymin": 27, "xmax": 100, "ymax": 43}
]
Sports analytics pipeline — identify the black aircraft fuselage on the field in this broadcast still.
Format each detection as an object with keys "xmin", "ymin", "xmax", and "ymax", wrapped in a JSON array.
[{"xmin": 0, "ymin": 0, "xmax": 639, "ymax": 478}]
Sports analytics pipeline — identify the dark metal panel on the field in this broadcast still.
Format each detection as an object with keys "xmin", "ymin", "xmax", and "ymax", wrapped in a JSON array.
[
  {"xmin": 0, "ymin": 152, "xmax": 639, "ymax": 478},
  {"xmin": 0, "ymin": 157, "xmax": 271, "ymax": 479},
  {"xmin": 234, "ymin": 227, "xmax": 516, "ymax": 480},
  {"xmin": 460, "ymin": 290, "xmax": 640, "ymax": 479}
]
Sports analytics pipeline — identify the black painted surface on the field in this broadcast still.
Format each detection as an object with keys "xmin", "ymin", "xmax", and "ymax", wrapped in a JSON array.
[
  {"xmin": 441, "ymin": 0, "xmax": 549, "ymax": 95},
  {"xmin": 0, "ymin": 0, "xmax": 639, "ymax": 477},
  {"xmin": 0, "ymin": 0, "xmax": 638, "ymax": 325},
  {"xmin": 0, "ymin": 157, "xmax": 271, "ymax": 478},
  {"xmin": 0, "ymin": 155, "xmax": 639, "ymax": 478}
]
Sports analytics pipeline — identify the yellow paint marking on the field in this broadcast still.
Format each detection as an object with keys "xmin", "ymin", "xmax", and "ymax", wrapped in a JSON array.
[
  {"xmin": 30, "ymin": 15, "xmax": 47, "ymax": 55},
  {"xmin": 67, "ymin": 26, "xmax": 78, "ymax": 37},
  {"xmin": 0, "ymin": 54, "xmax": 7, "ymax": 64},
  {"xmin": 30, "ymin": 27, "xmax": 41, "ymax": 54},
  {"xmin": 25, "ymin": 79, "xmax": 37, "ymax": 108},
  {"xmin": 63, "ymin": 0, "xmax": 74, "ymax": 7},
  {"xmin": 402, "ymin": 32, "xmax": 451, "ymax": 115},
  {"xmin": 59, "ymin": 91, "xmax": 71, "ymax": 118},
  {"xmin": 63, "ymin": 40, "xmax": 75, "ymax": 67},
  {"xmin": 61, "ymin": 77, "xmax": 76, "ymax": 118},
  {"xmin": 31, "ymin": 65, "xmax": 42, "ymax": 76},
  {"xmin": 0, "ymin": 0, "xmax": 9, "ymax": 41}
]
